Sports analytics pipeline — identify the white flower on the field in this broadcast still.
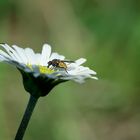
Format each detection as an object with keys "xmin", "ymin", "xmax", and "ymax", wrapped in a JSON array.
[{"xmin": 0, "ymin": 43, "xmax": 98, "ymax": 84}]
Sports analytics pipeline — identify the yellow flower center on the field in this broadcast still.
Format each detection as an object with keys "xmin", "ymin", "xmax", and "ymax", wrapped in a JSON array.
[
  {"xmin": 39, "ymin": 66, "xmax": 55, "ymax": 74},
  {"xmin": 26, "ymin": 63, "xmax": 55, "ymax": 74}
]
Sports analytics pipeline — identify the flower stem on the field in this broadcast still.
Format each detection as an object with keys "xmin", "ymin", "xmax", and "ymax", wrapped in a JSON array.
[{"xmin": 15, "ymin": 95, "xmax": 38, "ymax": 140}]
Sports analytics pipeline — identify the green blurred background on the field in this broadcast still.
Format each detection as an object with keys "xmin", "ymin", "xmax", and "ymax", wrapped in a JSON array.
[{"xmin": 0, "ymin": 0, "xmax": 140, "ymax": 140}]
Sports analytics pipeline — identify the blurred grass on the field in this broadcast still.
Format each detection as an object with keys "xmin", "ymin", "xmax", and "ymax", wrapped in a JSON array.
[{"xmin": 0, "ymin": 0, "xmax": 140, "ymax": 140}]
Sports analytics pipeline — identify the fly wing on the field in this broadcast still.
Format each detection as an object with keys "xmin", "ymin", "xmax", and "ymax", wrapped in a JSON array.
[{"xmin": 63, "ymin": 60, "xmax": 75, "ymax": 63}]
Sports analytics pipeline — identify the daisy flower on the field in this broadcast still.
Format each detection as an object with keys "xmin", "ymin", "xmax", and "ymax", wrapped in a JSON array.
[
  {"xmin": 0, "ymin": 43, "xmax": 97, "ymax": 97},
  {"xmin": 0, "ymin": 43, "xmax": 98, "ymax": 140}
]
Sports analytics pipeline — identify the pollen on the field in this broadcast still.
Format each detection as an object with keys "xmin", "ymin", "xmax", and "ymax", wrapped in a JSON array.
[{"xmin": 39, "ymin": 66, "xmax": 55, "ymax": 74}]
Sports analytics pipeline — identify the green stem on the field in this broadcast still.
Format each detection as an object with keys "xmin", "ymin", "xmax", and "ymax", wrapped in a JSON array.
[{"xmin": 15, "ymin": 95, "xmax": 38, "ymax": 140}]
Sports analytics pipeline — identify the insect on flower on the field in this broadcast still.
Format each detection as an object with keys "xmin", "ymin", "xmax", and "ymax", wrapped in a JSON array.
[
  {"xmin": 47, "ymin": 59, "xmax": 74, "ymax": 73},
  {"xmin": 0, "ymin": 43, "xmax": 98, "ymax": 83}
]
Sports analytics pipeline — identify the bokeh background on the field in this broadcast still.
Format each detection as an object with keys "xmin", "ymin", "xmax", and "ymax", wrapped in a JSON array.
[{"xmin": 0, "ymin": 0, "xmax": 140, "ymax": 140}]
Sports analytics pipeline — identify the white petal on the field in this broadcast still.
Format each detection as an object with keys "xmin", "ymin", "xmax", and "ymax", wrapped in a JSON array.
[
  {"xmin": 63, "ymin": 64, "xmax": 98, "ymax": 82},
  {"xmin": 67, "ymin": 58, "xmax": 86, "ymax": 70},
  {"xmin": 12, "ymin": 45, "xmax": 28, "ymax": 64},
  {"xmin": 0, "ymin": 44, "xmax": 21, "ymax": 61},
  {"xmin": 87, "ymin": 69, "xmax": 97, "ymax": 75},
  {"xmin": 40, "ymin": 44, "xmax": 51, "ymax": 66},
  {"xmin": 35, "ymin": 53, "xmax": 41, "ymax": 65},
  {"xmin": 75, "ymin": 58, "xmax": 86, "ymax": 65},
  {"xmin": 91, "ymin": 76, "xmax": 98, "ymax": 80},
  {"xmin": 0, "ymin": 55, "xmax": 8, "ymax": 61},
  {"xmin": 61, "ymin": 75, "xmax": 85, "ymax": 83},
  {"xmin": 68, "ymin": 66, "xmax": 96, "ymax": 75},
  {"xmin": 25, "ymin": 48, "xmax": 36, "ymax": 64},
  {"xmin": 0, "ymin": 50, "xmax": 11, "ymax": 59},
  {"xmin": 50, "ymin": 52, "xmax": 65, "ymax": 60}
]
